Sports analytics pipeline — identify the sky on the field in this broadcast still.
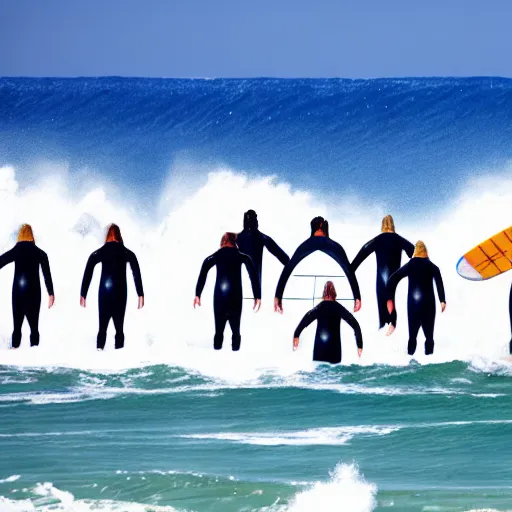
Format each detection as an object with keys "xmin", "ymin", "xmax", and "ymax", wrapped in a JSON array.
[{"xmin": 0, "ymin": 0, "xmax": 511, "ymax": 78}]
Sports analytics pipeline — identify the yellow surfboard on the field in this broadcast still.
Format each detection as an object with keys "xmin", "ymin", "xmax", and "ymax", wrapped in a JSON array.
[{"xmin": 457, "ymin": 226, "xmax": 512, "ymax": 281}]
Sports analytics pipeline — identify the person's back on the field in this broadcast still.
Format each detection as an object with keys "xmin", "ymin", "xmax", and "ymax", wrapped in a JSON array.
[
  {"xmin": 373, "ymin": 232, "xmax": 412, "ymax": 276},
  {"xmin": 404, "ymin": 257, "xmax": 440, "ymax": 305},
  {"xmin": 10, "ymin": 242, "xmax": 51, "ymax": 292},
  {"xmin": 212, "ymin": 246, "xmax": 246, "ymax": 300}
]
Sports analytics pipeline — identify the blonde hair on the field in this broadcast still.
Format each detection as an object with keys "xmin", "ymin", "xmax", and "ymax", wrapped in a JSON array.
[
  {"xmin": 381, "ymin": 215, "xmax": 395, "ymax": 233},
  {"xmin": 17, "ymin": 224, "xmax": 35, "ymax": 243},
  {"xmin": 413, "ymin": 240, "xmax": 428, "ymax": 258}
]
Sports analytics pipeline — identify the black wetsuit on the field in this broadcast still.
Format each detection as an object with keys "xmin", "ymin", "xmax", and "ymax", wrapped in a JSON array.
[
  {"xmin": 236, "ymin": 228, "xmax": 289, "ymax": 287},
  {"xmin": 294, "ymin": 300, "xmax": 363, "ymax": 364},
  {"xmin": 0, "ymin": 242, "xmax": 54, "ymax": 348},
  {"xmin": 195, "ymin": 246, "xmax": 261, "ymax": 351},
  {"xmin": 275, "ymin": 236, "xmax": 361, "ymax": 303},
  {"xmin": 80, "ymin": 242, "xmax": 144, "ymax": 350},
  {"xmin": 387, "ymin": 257, "xmax": 446, "ymax": 356},
  {"xmin": 351, "ymin": 232, "xmax": 414, "ymax": 328}
]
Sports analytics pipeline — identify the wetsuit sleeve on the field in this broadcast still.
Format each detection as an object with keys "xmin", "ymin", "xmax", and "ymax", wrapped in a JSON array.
[
  {"xmin": 127, "ymin": 250, "xmax": 144, "ymax": 297},
  {"xmin": 262, "ymin": 234, "xmax": 290, "ymax": 266},
  {"xmin": 433, "ymin": 264, "xmax": 446, "ymax": 303},
  {"xmin": 242, "ymin": 253, "xmax": 261, "ymax": 299},
  {"xmin": 351, "ymin": 238, "xmax": 376, "ymax": 272},
  {"xmin": 80, "ymin": 250, "xmax": 100, "ymax": 299},
  {"xmin": 330, "ymin": 242, "xmax": 361, "ymax": 301},
  {"xmin": 293, "ymin": 306, "xmax": 319, "ymax": 338},
  {"xmin": 339, "ymin": 306, "xmax": 363, "ymax": 349},
  {"xmin": 401, "ymin": 237, "xmax": 415, "ymax": 258},
  {"xmin": 387, "ymin": 264, "xmax": 409, "ymax": 302},
  {"xmin": 275, "ymin": 240, "xmax": 313, "ymax": 300},
  {"xmin": 195, "ymin": 253, "xmax": 217, "ymax": 298},
  {"xmin": 39, "ymin": 249, "xmax": 54, "ymax": 296},
  {"xmin": 0, "ymin": 247, "xmax": 16, "ymax": 270}
]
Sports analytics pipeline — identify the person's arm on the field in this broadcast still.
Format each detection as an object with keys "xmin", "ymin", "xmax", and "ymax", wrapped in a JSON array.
[
  {"xmin": 80, "ymin": 250, "xmax": 100, "ymax": 300},
  {"xmin": 401, "ymin": 237, "xmax": 415, "ymax": 259},
  {"xmin": 329, "ymin": 241, "xmax": 361, "ymax": 302},
  {"xmin": 39, "ymin": 249, "xmax": 54, "ymax": 296},
  {"xmin": 242, "ymin": 253, "xmax": 261, "ymax": 300},
  {"xmin": 127, "ymin": 250, "xmax": 144, "ymax": 297},
  {"xmin": 351, "ymin": 237, "xmax": 376, "ymax": 272},
  {"xmin": 0, "ymin": 247, "xmax": 16, "ymax": 270},
  {"xmin": 275, "ymin": 240, "xmax": 313, "ymax": 301},
  {"xmin": 293, "ymin": 306, "xmax": 319, "ymax": 349},
  {"xmin": 339, "ymin": 305, "xmax": 363, "ymax": 353},
  {"xmin": 386, "ymin": 263, "xmax": 409, "ymax": 303},
  {"xmin": 262, "ymin": 234, "xmax": 290, "ymax": 266},
  {"xmin": 195, "ymin": 253, "xmax": 217, "ymax": 299},
  {"xmin": 433, "ymin": 264, "xmax": 446, "ymax": 305}
]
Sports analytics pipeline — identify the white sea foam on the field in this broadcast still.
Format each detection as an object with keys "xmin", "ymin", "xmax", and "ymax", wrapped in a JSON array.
[{"xmin": 0, "ymin": 475, "xmax": 20, "ymax": 484}]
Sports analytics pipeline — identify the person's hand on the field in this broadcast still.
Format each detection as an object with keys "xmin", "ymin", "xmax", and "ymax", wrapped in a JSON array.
[
  {"xmin": 80, "ymin": 296, "xmax": 86, "ymax": 308},
  {"xmin": 354, "ymin": 299, "xmax": 361, "ymax": 313},
  {"xmin": 138, "ymin": 296, "xmax": 144, "ymax": 309},
  {"xmin": 274, "ymin": 297, "xmax": 283, "ymax": 314},
  {"xmin": 193, "ymin": 296, "xmax": 201, "ymax": 308},
  {"xmin": 358, "ymin": 348, "xmax": 363, "ymax": 358},
  {"xmin": 293, "ymin": 337, "xmax": 300, "ymax": 351},
  {"xmin": 387, "ymin": 300, "xmax": 394, "ymax": 314},
  {"xmin": 253, "ymin": 299, "xmax": 261, "ymax": 312},
  {"xmin": 441, "ymin": 302, "xmax": 446, "ymax": 313},
  {"xmin": 48, "ymin": 295, "xmax": 55, "ymax": 309}
]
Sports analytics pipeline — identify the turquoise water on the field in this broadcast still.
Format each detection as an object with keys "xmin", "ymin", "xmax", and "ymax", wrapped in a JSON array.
[{"xmin": 2, "ymin": 361, "xmax": 512, "ymax": 511}]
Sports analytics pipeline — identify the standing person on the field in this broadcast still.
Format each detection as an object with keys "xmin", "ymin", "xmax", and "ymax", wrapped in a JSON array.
[
  {"xmin": 351, "ymin": 215, "xmax": 414, "ymax": 335},
  {"xmin": 194, "ymin": 232, "xmax": 261, "ymax": 351},
  {"xmin": 293, "ymin": 281, "xmax": 362, "ymax": 364},
  {"xmin": 274, "ymin": 216, "xmax": 361, "ymax": 314},
  {"xmin": 80, "ymin": 224, "xmax": 144, "ymax": 350},
  {"xmin": 0, "ymin": 224, "xmax": 55, "ymax": 348},
  {"xmin": 387, "ymin": 241, "xmax": 446, "ymax": 356},
  {"xmin": 236, "ymin": 209, "xmax": 290, "ymax": 292}
]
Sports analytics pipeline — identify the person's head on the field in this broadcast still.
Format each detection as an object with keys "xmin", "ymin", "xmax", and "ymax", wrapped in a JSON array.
[
  {"xmin": 17, "ymin": 224, "xmax": 35, "ymax": 243},
  {"xmin": 105, "ymin": 223, "xmax": 124, "ymax": 244},
  {"xmin": 243, "ymin": 209, "xmax": 258, "ymax": 230},
  {"xmin": 221, "ymin": 232, "xmax": 238, "ymax": 248},
  {"xmin": 322, "ymin": 280, "xmax": 337, "ymax": 301},
  {"xmin": 381, "ymin": 215, "xmax": 395, "ymax": 233},
  {"xmin": 413, "ymin": 240, "xmax": 428, "ymax": 258},
  {"xmin": 310, "ymin": 216, "xmax": 329, "ymax": 237}
]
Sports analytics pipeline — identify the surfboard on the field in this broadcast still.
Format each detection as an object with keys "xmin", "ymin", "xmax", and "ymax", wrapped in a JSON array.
[{"xmin": 456, "ymin": 226, "xmax": 512, "ymax": 281}]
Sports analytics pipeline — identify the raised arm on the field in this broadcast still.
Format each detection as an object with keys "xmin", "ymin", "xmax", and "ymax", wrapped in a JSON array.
[
  {"xmin": 195, "ymin": 253, "xmax": 217, "ymax": 298},
  {"xmin": 80, "ymin": 250, "xmax": 100, "ymax": 299},
  {"xmin": 339, "ymin": 305, "xmax": 363, "ymax": 350},
  {"xmin": 351, "ymin": 237, "xmax": 377, "ymax": 272},
  {"xmin": 275, "ymin": 240, "xmax": 314, "ymax": 300},
  {"xmin": 433, "ymin": 264, "xmax": 446, "ymax": 303},
  {"xmin": 293, "ymin": 306, "xmax": 320, "ymax": 339},
  {"xmin": 329, "ymin": 242, "xmax": 361, "ymax": 301},
  {"xmin": 242, "ymin": 253, "xmax": 261, "ymax": 299},
  {"xmin": 0, "ymin": 247, "xmax": 16, "ymax": 271},
  {"xmin": 39, "ymin": 249, "xmax": 54, "ymax": 296},
  {"xmin": 263, "ymin": 234, "xmax": 290, "ymax": 266},
  {"xmin": 127, "ymin": 250, "xmax": 144, "ymax": 297}
]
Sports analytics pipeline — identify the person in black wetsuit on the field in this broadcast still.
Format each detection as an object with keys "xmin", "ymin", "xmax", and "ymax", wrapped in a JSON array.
[
  {"xmin": 274, "ymin": 217, "xmax": 361, "ymax": 314},
  {"xmin": 293, "ymin": 281, "xmax": 362, "ymax": 364},
  {"xmin": 237, "ymin": 210, "xmax": 289, "ymax": 292},
  {"xmin": 194, "ymin": 232, "xmax": 261, "ymax": 351},
  {"xmin": 0, "ymin": 224, "xmax": 55, "ymax": 348},
  {"xmin": 80, "ymin": 224, "xmax": 144, "ymax": 350},
  {"xmin": 387, "ymin": 241, "xmax": 446, "ymax": 356},
  {"xmin": 351, "ymin": 215, "xmax": 414, "ymax": 335}
]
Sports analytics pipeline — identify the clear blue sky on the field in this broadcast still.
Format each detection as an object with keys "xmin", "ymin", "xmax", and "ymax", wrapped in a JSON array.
[{"xmin": 0, "ymin": 0, "xmax": 510, "ymax": 78}]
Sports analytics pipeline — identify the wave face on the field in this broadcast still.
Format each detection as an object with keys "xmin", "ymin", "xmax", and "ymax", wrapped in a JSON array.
[{"xmin": 1, "ymin": 77, "xmax": 512, "ymax": 511}]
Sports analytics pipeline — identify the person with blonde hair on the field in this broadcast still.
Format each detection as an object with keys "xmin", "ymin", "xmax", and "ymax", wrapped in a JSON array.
[
  {"xmin": 194, "ymin": 232, "xmax": 261, "ymax": 351},
  {"xmin": 0, "ymin": 224, "xmax": 54, "ymax": 348},
  {"xmin": 386, "ymin": 241, "xmax": 446, "ymax": 356},
  {"xmin": 351, "ymin": 214, "xmax": 414, "ymax": 335},
  {"xmin": 80, "ymin": 223, "xmax": 144, "ymax": 350},
  {"xmin": 293, "ymin": 281, "xmax": 362, "ymax": 364}
]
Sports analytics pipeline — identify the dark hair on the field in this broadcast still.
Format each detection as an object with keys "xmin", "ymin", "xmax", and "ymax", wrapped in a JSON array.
[
  {"xmin": 221, "ymin": 232, "xmax": 238, "ymax": 247},
  {"xmin": 105, "ymin": 223, "xmax": 124, "ymax": 244},
  {"xmin": 322, "ymin": 281, "xmax": 337, "ymax": 300},
  {"xmin": 310, "ymin": 216, "xmax": 329, "ymax": 237},
  {"xmin": 243, "ymin": 209, "xmax": 258, "ymax": 230}
]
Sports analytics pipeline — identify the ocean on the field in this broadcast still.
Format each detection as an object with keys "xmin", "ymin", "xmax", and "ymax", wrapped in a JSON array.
[{"xmin": 0, "ymin": 77, "xmax": 511, "ymax": 511}]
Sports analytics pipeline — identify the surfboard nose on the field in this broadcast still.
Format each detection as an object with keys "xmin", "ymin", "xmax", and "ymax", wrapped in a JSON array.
[{"xmin": 456, "ymin": 256, "xmax": 483, "ymax": 281}]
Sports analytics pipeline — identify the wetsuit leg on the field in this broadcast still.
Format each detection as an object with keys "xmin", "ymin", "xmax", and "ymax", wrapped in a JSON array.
[
  {"xmin": 509, "ymin": 283, "xmax": 512, "ymax": 354},
  {"xmin": 313, "ymin": 339, "xmax": 341, "ymax": 364},
  {"xmin": 422, "ymin": 306, "xmax": 436, "ymax": 355},
  {"xmin": 11, "ymin": 296, "xmax": 24, "ymax": 349},
  {"xmin": 227, "ymin": 302, "xmax": 242, "ymax": 351},
  {"xmin": 112, "ymin": 297, "xmax": 127, "ymax": 350},
  {"xmin": 25, "ymin": 298, "xmax": 41, "ymax": 347},
  {"xmin": 213, "ymin": 301, "xmax": 228, "ymax": 350},
  {"xmin": 407, "ymin": 304, "xmax": 422, "ymax": 356},
  {"xmin": 97, "ymin": 298, "xmax": 112, "ymax": 350}
]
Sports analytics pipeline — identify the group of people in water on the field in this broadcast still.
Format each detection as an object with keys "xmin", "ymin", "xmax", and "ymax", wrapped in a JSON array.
[{"xmin": 0, "ymin": 213, "xmax": 509, "ymax": 363}]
